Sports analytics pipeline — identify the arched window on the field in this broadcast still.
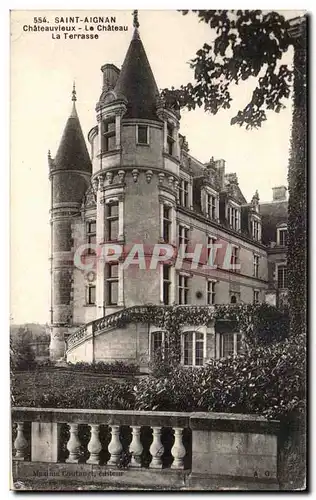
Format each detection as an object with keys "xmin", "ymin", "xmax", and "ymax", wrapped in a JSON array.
[
  {"xmin": 231, "ymin": 295, "xmax": 237, "ymax": 304},
  {"xmin": 183, "ymin": 331, "xmax": 204, "ymax": 366}
]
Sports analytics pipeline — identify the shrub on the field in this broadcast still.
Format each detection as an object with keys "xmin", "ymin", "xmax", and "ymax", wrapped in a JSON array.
[
  {"xmin": 14, "ymin": 381, "xmax": 135, "ymax": 410},
  {"xmin": 65, "ymin": 360, "xmax": 139, "ymax": 375},
  {"xmin": 134, "ymin": 334, "xmax": 305, "ymax": 421}
]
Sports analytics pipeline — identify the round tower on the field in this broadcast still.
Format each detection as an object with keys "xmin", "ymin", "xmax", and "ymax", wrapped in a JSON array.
[
  {"xmin": 49, "ymin": 86, "xmax": 92, "ymax": 360},
  {"xmin": 87, "ymin": 16, "xmax": 181, "ymax": 316}
]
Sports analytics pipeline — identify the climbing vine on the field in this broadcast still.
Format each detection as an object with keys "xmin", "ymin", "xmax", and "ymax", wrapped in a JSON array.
[{"xmin": 106, "ymin": 304, "xmax": 289, "ymax": 366}]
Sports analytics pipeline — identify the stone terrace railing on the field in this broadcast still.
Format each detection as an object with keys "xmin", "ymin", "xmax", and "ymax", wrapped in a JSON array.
[
  {"xmin": 12, "ymin": 407, "xmax": 281, "ymax": 491},
  {"xmin": 66, "ymin": 305, "xmax": 216, "ymax": 351}
]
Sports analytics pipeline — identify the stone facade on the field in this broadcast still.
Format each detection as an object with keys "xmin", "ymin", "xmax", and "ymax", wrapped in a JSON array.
[{"xmin": 49, "ymin": 26, "xmax": 288, "ymax": 366}]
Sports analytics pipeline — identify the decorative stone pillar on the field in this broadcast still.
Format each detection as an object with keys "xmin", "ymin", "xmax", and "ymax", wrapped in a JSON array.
[
  {"xmin": 149, "ymin": 427, "xmax": 164, "ymax": 469},
  {"xmin": 108, "ymin": 425, "xmax": 122, "ymax": 466},
  {"xmin": 129, "ymin": 426, "xmax": 143, "ymax": 467},
  {"xmin": 87, "ymin": 424, "xmax": 102, "ymax": 465},
  {"xmin": 13, "ymin": 422, "xmax": 28, "ymax": 460},
  {"xmin": 96, "ymin": 183, "xmax": 105, "ymax": 319},
  {"xmin": 171, "ymin": 428, "xmax": 186, "ymax": 469},
  {"xmin": 66, "ymin": 423, "xmax": 81, "ymax": 463}
]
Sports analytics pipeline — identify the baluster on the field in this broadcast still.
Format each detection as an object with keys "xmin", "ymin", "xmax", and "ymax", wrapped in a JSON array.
[
  {"xmin": 13, "ymin": 422, "xmax": 28, "ymax": 460},
  {"xmin": 171, "ymin": 428, "xmax": 186, "ymax": 469},
  {"xmin": 108, "ymin": 425, "xmax": 122, "ymax": 466},
  {"xmin": 87, "ymin": 424, "xmax": 102, "ymax": 465},
  {"xmin": 149, "ymin": 427, "xmax": 164, "ymax": 469},
  {"xmin": 66, "ymin": 423, "xmax": 81, "ymax": 463},
  {"xmin": 129, "ymin": 426, "xmax": 143, "ymax": 467}
]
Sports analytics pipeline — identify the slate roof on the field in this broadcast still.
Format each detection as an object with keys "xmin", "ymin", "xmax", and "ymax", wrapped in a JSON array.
[
  {"xmin": 114, "ymin": 29, "xmax": 160, "ymax": 120},
  {"xmin": 260, "ymin": 200, "xmax": 288, "ymax": 245},
  {"xmin": 54, "ymin": 103, "xmax": 92, "ymax": 173}
]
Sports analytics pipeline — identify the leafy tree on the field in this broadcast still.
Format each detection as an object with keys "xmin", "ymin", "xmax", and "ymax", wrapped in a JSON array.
[
  {"xmin": 163, "ymin": 10, "xmax": 306, "ymax": 336},
  {"xmin": 10, "ymin": 327, "xmax": 36, "ymax": 371}
]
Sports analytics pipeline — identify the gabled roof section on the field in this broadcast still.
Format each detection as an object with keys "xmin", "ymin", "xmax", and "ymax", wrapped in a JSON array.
[
  {"xmin": 114, "ymin": 29, "xmax": 159, "ymax": 120},
  {"xmin": 260, "ymin": 200, "xmax": 288, "ymax": 245},
  {"xmin": 54, "ymin": 87, "xmax": 92, "ymax": 173}
]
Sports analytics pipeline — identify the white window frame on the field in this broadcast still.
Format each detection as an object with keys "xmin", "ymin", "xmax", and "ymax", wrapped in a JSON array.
[
  {"xmin": 150, "ymin": 331, "xmax": 168, "ymax": 360},
  {"xmin": 178, "ymin": 178, "xmax": 190, "ymax": 207},
  {"xmin": 178, "ymin": 273, "xmax": 190, "ymax": 305},
  {"xmin": 207, "ymin": 279, "xmax": 216, "ymax": 305},
  {"xmin": 218, "ymin": 332, "xmax": 243, "ymax": 358},
  {"xmin": 136, "ymin": 124, "xmax": 149, "ymax": 145},
  {"xmin": 182, "ymin": 330, "xmax": 206, "ymax": 367},
  {"xmin": 231, "ymin": 244, "xmax": 239, "ymax": 273},
  {"xmin": 227, "ymin": 202, "xmax": 240, "ymax": 231},
  {"xmin": 252, "ymin": 217, "xmax": 261, "ymax": 241},
  {"xmin": 178, "ymin": 224, "xmax": 190, "ymax": 254},
  {"xmin": 276, "ymin": 263, "xmax": 288, "ymax": 289},
  {"xmin": 277, "ymin": 226, "xmax": 288, "ymax": 246}
]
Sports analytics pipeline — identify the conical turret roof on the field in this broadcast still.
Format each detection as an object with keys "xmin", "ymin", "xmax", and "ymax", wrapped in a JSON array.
[
  {"xmin": 54, "ymin": 86, "xmax": 92, "ymax": 173},
  {"xmin": 114, "ymin": 29, "xmax": 160, "ymax": 120}
]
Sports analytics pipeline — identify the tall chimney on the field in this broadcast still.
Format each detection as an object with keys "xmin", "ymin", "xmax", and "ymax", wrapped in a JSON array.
[
  {"xmin": 215, "ymin": 159, "xmax": 225, "ymax": 190},
  {"xmin": 100, "ymin": 64, "xmax": 120, "ymax": 93},
  {"xmin": 272, "ymin": 186, "xmax": 287, "ymax": 201}
]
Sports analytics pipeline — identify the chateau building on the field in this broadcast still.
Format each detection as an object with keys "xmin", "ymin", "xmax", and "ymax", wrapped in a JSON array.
[{"xmin": 48, "ymin": 21, "xmax": 288, "ymax": 368}]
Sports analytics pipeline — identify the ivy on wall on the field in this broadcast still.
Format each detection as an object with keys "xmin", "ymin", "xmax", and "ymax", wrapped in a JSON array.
[{"xmin": 102, "ymin": 304, "xmax": 289, "ymax": 365}]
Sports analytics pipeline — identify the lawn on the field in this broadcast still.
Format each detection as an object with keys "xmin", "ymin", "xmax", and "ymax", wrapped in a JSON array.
[{"xmin": 11, "ymin": 368, "xmax": 136, "ymax": 406}]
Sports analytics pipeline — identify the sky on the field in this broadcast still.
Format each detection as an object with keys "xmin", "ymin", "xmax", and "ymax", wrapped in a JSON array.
[{"xmin": 10, "ymin": 9, "xmax": 303, "ymax": 325}]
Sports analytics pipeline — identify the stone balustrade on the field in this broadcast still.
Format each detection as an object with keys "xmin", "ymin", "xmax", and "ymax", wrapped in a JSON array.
[
  {"xmin": 11, "ymin": 407, "xmax": 281, "ymax": 490},
  {"xmin": 67, "ymin": 304, "xmax": 216, "ymax": 352}
]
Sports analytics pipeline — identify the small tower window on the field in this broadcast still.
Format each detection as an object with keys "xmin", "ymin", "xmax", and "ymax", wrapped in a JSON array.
[
  {"xmin": 167, "ymin": 123, "xmax": 175, "ymax": 155},
  {"xmin": 106, "ymin": 202, "xmax": 119, "ymax": 241},
  {"xmin": 87, "ymin": 220, "xmax": 96, "ymax": 255},
  {"xmin": 102, "ymin": 116, "xmax": 116, "ymax": 152},
  {"xmin": 137, "ymin": 125, "xmax": 149, "ymax": 145}
]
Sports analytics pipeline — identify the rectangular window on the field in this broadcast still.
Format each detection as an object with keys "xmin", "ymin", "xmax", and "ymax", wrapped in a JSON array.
[
  {"xmin": 106, "ymin": 201, "xmax": 119, "ymax": 241},
  {"xmin": 207, "ymin": 280, "xmax": 216, "ymax": 305},
  {"xmin": 106, "ymin": 264, "xmax": 118, "ymax": 305},
  {"xmin": 163, "ymin": 265, "xmax": 171, "ymax": 305},
  {"xmin": 231, "ymin": 246, "xmax": 239, "ymax": 272},
  {"xmin": 207, "ymin": 236, "xmax": 217, "ymax": 265},
  {"xmin": 178, "ymin": 179, "xmax": 189, "ymax": 207},
  {"xmin": 206, "ymin": 194, "xmax": 217, "ymax": 219},
  {"xmin": 220, "ymin": 332, "xmax": 243, "ymax": 358},
  {"xmin": 253, "ymin": 290, "xmax": 260, "ymax": 304},
  {"xmin": 87, "ymin": 220, "xmax": 96, "ymax": 254},
  {"xmin": 163, "ymin": 206, "xmax": 172, "ymax": 242},
  {"xmin": 278, "ymin": 229, "xmax": 288, "ymax": 246},
  {"xmin": 167, "ymin": 123, "xmax": 175, "ymax": 155},
  {"xmin": 228, "ymin": 206, "xmax": 240, "ymax": 230},
  {"xmin": 183, "ymin": 332, "xmax": 204, "ymax": 366},
  {"xmin": 277, "ymin": 265, "xmax": 288, "ymax": 289},
  {"xmin": 178, "ymin": 225, "xmax": 189, "ymax": 253},
  {"xmin": 252, "ymin": 219, "xmax": 260, "ymax": 241},
  {"xmin": 103, "ymin": 117, "xmax": 116, "ymax": 152},
  {"xmin": 178, "ymin": 274, "xmax": 189, "ymax": 305},
  {"xmin": 137, "ymin": 125, "xmax": 148, "ymax": 145},
  {"xmin": 253, "ymin": 254, "xmax": 260, "ymax": 278},
  {"xmin": 87, "ymin": 286, "xmax": 96, "ymax": 305}
]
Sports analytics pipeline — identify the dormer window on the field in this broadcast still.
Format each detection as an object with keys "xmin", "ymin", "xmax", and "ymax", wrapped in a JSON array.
[
  {"xmin": 227, "ymin": 204, "xmax": 240, "ymax": 231},
  {"xmin": 252, "ymin": 218, "xmax": 261, "ymax": 241},
  {"xmin": 206, "ymin": 193, "xmax": 217, "ymax": 220},
  {"xmin": 102, "ymin": 117, "xmax": 116, "ymax": 152},
  {"xmin": 137, "ymin": 125, "xmax": 149, "ymax": 145},
  {"xmin": 277, "ymin": 227, "xmax": 288, "ymax": 246},
  {"xmin": 167, "ymin": 123, "xmax": 175, "ymax": 155}
]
